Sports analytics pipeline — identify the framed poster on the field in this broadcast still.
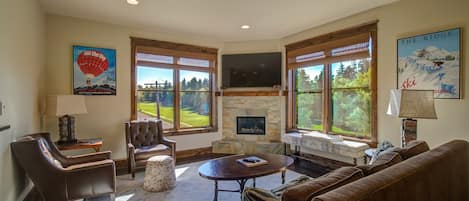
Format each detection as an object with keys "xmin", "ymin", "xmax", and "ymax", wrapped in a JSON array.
[
  {"xmin": 73, "ymin": 45, "xmax": 116, "ymax": 95},
  {"xmin": 397, "ymin": 28, "xmax": 461, "ymax": 99}
]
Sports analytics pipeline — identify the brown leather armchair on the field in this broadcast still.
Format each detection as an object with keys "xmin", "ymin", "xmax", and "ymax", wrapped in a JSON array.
[
  {"xmin": 125, "ymin": 120, "xmax": 176, "ymax": 178},
  {"xmin": 10, "ymin": 132, "xmax": 116, "ymax": 201}
]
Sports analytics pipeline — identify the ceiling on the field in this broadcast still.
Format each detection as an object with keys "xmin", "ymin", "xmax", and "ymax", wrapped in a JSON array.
[{"xmin": 40, "ymin": 0, "xmax": 398, "ymax": 42}]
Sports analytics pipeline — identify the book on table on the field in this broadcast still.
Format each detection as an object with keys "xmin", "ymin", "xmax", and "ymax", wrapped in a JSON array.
[{"xmin": 236, "ymin": 156, "xmax": 268, "ymax": 167}]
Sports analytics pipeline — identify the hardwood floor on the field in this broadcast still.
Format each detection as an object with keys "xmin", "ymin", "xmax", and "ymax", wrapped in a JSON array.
[
  {"xmin": 288, "ymin": 157, "xmax": 337, "ymax": 178},
  {"xmin": 118, "ymin": 153, "xmax": 341, "ymax": 178}
]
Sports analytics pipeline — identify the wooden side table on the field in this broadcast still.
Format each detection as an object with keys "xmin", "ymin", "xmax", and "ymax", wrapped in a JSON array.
[{"xmin": 56, "ymin": 138, "xmax": 103, "ymax": 152}]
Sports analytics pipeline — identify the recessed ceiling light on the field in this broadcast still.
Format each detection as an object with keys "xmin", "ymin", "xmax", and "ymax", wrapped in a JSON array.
[
  {"xmin": 241, "ymin": 25, "xmax": 251, "ymax": 29},
  {"xmin": 127, "ymin": 0, "xmax": 139, "ymax": 5}
]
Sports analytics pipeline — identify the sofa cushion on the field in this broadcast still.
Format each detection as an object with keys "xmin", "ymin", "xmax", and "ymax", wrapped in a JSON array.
[
  {"xmin": 281, "ymin": 167, "xmax": 364, "ymax": 201},
  {"xmin": 356, "ymin": 151, "xmax": 402, "ymax": 175},
  {"xmin": 134, "ymin": 144, "xmax": 171, "ymax": 160},
  {"xmin": 388, "ymin": 140, "xmax": 429, "ymax": 160}
]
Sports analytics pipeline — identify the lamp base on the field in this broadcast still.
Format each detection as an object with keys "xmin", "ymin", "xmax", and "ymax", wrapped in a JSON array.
[
  {"xmin": 58, "ymin": 115, "xmax": 77, "ymax": 143},
  {"xmin": 401, "ymin": 118, "xmax": 417, "ymax": 147}
]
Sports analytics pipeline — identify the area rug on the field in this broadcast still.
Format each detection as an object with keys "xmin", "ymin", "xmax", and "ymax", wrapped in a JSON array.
[{"xmin": 114, "ymin": 160, "xmax": 305, "ymax": 201}]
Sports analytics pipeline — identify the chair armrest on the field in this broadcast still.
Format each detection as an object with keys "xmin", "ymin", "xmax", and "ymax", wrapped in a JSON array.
[
  {"xmin": 161, "ymin": 137, "xmax": 176, "ymax": 148},
  {"xmin": 63, "ymin": 159, "xmax": 115, "ymax": 172},
  {"xmin": 162, "ymin": 137, "xmax": 176, "ymax": 158},
  {"xmin": 63, "ymin": 159, "xmax": 116, "ymax": 200},
  {"xmin": 62, "ymin": 151, "xmax": 112, "ymax": 167}
]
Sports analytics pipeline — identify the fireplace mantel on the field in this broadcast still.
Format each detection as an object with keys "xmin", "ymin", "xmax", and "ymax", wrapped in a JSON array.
[{"xmin": 215, "ymin": 90, "xmax": 287, "ymax": 97}]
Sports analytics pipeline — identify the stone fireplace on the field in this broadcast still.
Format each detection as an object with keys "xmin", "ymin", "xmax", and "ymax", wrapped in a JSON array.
[{"xmin": 212, "ymin": 95, "xmax": 283, "ymax": 154}]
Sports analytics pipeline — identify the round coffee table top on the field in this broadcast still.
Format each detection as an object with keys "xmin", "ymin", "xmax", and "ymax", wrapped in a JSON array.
[{"xmin": 198, "ymin": 153, "xmax": 294, "ymax": 181}]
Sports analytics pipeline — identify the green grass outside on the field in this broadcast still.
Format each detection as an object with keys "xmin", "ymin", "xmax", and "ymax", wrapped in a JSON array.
[
  {"xmin": 137, "ymin": 103, "xmax": 209, "ymax": 127},
  {"xmin": 331, "ymin": 126, "xmax": 368, "ymax": 137}
]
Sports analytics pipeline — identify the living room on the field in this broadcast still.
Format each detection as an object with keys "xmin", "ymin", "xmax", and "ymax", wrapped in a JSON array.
[{"xmin": 1, "ymin": 0, "xmax": 469, "ymax": 200}]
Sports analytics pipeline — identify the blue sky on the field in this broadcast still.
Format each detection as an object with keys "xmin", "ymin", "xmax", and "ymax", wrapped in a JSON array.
[
  {"xmin": 398, "ymin": 28, "xmax": 460, "ymax": 57},
  {"xmin": 137, "ymin": 66, "xmax": 208, "ymax": 86},
  {"xmin": 299, "ymin": 60, "xmax": 364, "ymax": 81},
  {"xmin": 302, "ymin": 65, "xmax": 323, "ymax": 79}
]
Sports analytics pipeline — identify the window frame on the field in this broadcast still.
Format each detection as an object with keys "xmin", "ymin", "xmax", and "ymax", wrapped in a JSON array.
[
  {"xmin": 131, "ymin": 37, "xmax": 218, "ymax": 136},
  {"xmin": 285, "ymin": 22, "xmax": 378, "ymax": 146}
]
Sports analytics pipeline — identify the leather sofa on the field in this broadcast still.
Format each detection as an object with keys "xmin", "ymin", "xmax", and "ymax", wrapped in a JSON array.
[
  {"xmin": 10, "ymin": 133, "xmax": 116, "ymax": 201},
  {"xmin": 244, "ymin": 140, "xmax": 469, "ymax": 201},
  {"xmin": 125, "ymin": 120, "xmax": 176, "ymax": 178}
]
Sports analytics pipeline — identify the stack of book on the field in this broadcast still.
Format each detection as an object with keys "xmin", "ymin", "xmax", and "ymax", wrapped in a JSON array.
[{"xmin": 236, "ymin": 156, "xmax": 268, "ymax": 167}]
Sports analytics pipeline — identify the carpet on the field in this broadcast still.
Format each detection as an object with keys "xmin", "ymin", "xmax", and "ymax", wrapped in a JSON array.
[{"xmin": 114, "ymin": 160, "xmax": 305, "ymax": 201}]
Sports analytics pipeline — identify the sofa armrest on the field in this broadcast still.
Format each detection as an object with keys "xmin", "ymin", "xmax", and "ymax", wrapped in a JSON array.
[
  {"xmin": 282, "ymin": 167, "xmax": 363, "ymax": 201},
  {"xmin": 242, "ymin": 187, "xmax": 279, "ymax": 201}
]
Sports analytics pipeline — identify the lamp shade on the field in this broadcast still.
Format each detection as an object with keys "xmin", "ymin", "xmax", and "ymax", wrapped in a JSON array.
[
  {"xmin": 386, "ymin": 89, "xmax": 437, "ymax": 119},
  {"xmin": 45, "ymin": 95, "xmax": 87, "ymax": 116}
]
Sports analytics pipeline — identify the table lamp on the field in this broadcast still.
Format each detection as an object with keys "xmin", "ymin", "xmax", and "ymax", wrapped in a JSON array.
[
  {"xmin": 387, "ymin": 89, "xmax": 437, "ymax": 147},
  {"xmin": 46, "ymin": 95, "xmax": 87, "ymax": 144}
]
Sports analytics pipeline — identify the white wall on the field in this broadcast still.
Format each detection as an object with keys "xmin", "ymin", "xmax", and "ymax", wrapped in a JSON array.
[
  {"xmin": 44, "ymin": 15, "xmax": 224, "ymax": 159},
  {"xmin": 281, "ymin": 0, "xmax": 469, "ymax": 148},
  {"xmin": 0, "ymin": 0, "xmax": 45, "ymax": 200}
]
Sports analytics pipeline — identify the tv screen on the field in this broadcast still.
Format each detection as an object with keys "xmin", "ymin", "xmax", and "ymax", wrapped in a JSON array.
[{"xmin": 222, "ymin": 52, "xmax": 281, "ymax": 88}]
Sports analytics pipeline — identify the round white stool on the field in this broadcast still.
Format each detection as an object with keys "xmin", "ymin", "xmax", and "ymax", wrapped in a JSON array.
[{"xmin": 143, "ymin": 155, "xmax": 176, "ymax": 192}]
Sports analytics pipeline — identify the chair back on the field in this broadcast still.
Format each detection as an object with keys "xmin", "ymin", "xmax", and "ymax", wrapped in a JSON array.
[
  {"xmin": 125, "ymin": 120, "xmax": 163, "ymax": 148},
  {"xmin": 11, "ymin": 134, "xmax": 67, "ymax": 201}
]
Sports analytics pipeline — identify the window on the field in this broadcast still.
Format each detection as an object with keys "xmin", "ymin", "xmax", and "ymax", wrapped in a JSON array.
[
  {"xmin": 286, "ymin": 22, "xmax": 377, "ymax": 144},
  {"xmin": 131, "ymin": 38, "xmax": 218, "ymax": 135}
]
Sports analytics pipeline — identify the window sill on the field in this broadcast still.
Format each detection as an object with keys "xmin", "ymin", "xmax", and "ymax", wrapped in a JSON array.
[{"xmin": 164, "ymin": 127, "xmax": 217, "ymax": 136}]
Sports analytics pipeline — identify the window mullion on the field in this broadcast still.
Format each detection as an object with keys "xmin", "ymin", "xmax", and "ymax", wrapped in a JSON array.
[
  {"xmin": 323, "ymin": 62, "xmax": 331, "ymax": 133},
  {"xmin": 174, "ymin": 58, "xmax": 181, "ymax": 131}
]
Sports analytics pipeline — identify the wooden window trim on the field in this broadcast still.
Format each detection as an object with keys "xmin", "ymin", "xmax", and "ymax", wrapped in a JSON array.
[
  {"xmin": 131, "ymin": 37, "xmax": 218, "ymax": 135},
  {"xmin": 286, "ymin": 22, "xmax": 378, "ymax": 147},
  {"xmin": 287, "ymin": 32, "xmax": 370, "ymax": 58}
]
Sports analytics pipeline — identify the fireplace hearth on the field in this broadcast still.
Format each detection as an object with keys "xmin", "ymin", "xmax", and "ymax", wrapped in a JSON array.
[{"xmin": 237, "ymin": 116, "xmax": 265, "ymax": 135}]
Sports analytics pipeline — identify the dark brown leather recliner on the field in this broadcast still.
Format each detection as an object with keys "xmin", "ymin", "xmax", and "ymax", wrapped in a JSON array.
[
  {"xmin": 10, "ymin": 132, "xmax": 116, "ymax": 201},
  {"xmin": 125, "ymin": 120, "xmax": 176, "ymax": 178}
]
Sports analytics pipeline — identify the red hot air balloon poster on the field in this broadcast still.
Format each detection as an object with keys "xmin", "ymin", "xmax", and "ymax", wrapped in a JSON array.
[{"xmin": 73, "ymin": 45, "xmax": 116, "ymax": 95}]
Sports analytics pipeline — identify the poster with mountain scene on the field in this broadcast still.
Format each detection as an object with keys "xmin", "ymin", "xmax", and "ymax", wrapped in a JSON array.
[
  {"xmin": 397, "ymin": 28, "xmax": 461, "ymax": 99},
  {"xmin": 73, "ymin": 45, "xmax": 116, "ymax": 95}
]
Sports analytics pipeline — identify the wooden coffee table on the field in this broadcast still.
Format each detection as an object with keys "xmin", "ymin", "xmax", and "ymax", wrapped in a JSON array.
[{"xmin": 198, "ymin": 153, "xmax": 294, "ymax": 201}]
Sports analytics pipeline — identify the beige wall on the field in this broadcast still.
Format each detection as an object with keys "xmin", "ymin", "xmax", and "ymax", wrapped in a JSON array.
[
  {"xmin": 281, "ymin": 0, "xmax": 469, "ymax": 148},
  {"xmin": 44, "ymin": 15, "xmax": 224, "ymax": 159},
  {"xmin": 0, "ymin": 0, "xmax": 45, "ymax": 200}
]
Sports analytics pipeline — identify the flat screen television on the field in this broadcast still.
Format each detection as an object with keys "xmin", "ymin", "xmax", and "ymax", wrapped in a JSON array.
[{"xmin": 222, "ymin": 52, "xmax": 282, "ymax": 88}]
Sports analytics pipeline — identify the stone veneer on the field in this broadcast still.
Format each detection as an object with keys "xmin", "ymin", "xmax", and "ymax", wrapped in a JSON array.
[{"xmin": 212, "ymin": 96, "xmax": 283, "ymax": 154}]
